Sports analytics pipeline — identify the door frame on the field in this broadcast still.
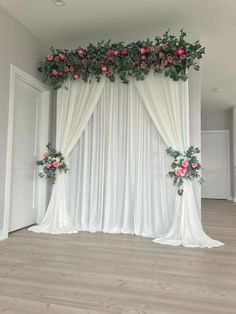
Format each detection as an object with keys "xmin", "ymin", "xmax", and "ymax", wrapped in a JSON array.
[
  {"xmin": 2, "ymin": 65, "xmax": 51, "ymax": 240},
  {"xmin": 201, "ymin": 130, "xmax": 231, "ymax": 200}
]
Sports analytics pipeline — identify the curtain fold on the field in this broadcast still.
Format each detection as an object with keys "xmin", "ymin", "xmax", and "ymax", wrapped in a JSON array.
[
  {"xmin": 134, "ymin": 72, "xmax": 223, "ymax": 248},
  {"xmin": 66, "ymin": 79, "xmax": 174, "ymax": 237},
  {"xmin": 30, "ymin": 78, "xmax": 105, "ymax": 234}
]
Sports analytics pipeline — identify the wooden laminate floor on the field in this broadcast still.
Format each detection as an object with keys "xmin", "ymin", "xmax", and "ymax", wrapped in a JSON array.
[{"xmin": 0, "ymin": 199, "xmax": 235, "ymax": 314}]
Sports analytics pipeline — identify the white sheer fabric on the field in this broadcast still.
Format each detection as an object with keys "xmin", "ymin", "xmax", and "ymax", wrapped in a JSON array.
[
  {"xmin": 135, "ymin": 73, "xmax": 223, "ymax": 248},
  {"xmin": 30, "ymin": 73, "xmax": 223, "ymax": 248},
  {"xmin": 66, "ymin": 79, "xmax": 175, "ymax": 237},
  {"xmin": 30, "ymin": 78, "xmax": 105, "ymax": 234}
]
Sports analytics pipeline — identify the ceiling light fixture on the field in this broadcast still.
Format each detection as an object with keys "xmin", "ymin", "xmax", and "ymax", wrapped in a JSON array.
[{"xmin": 53, "ymin": 0, "xmax": 66, "ymax": 6}]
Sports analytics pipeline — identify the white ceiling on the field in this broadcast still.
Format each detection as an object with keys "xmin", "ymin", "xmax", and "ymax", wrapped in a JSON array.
[{"xmin": 0, "ymin": 0, "xmax": 236, "ymax": 111}]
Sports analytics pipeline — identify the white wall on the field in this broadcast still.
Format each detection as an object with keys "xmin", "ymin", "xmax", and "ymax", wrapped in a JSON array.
[
  {"xmin": 202, "ymin": 109, "xmax": 232, "ymax": 130},
  {"xmin": 0, "ymin": 6, "xmax": 47, "ymax": 234},
  {"xmin": 189, "ymin": 69, "xmax": 201, "ymax": 212},
  {"xmin": 51, "ymin": 25, "xmax": 199, "ymax": 50},
  {"xmin": 201, "ymin": 108, "xmax": 234, "ymax": 198}
]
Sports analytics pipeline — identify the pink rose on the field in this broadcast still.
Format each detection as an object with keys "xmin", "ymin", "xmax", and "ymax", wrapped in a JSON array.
[
  {"xmin": 73, "ymin": 73, "xmax": 80, "ymax": 79},
  {"xmin": 162, "ymin": 43, "xmax": 168, "ymax": 51},
  {"xmin": 122, "ymin": 48, "xmax": 128, "ymax": 54},
  {"xmin": 159, "ymin": 52, "xmax": 165, "ymax": 59},
  {"xmin": 161, "ymin": 60, "xmax": 168, "ymax": 66},
  {"xmin": 43, "ymin": 151, "xmax": 48, "ymax": 157},
  {"xmin": 191, "ymin": 162, "xmax": 198, "ymax": 169},
  {"xmin": 107, "ymin": 55, "xmax": 115, "ymax": 62},
  {"xmin": 155, "ymin": 47, "xmax": 160, "ymax": 53},
  {"xmin": 139, "ymin": 47, "xmax": 146, "ymax": 54},
  {"xmin": 174, "ymin": 47, "xmax": 186, "ymax": 57},
  {"xmin": 69, "ymin": 66, "xmax": 74, "ymax": 72},
  {"xmin": 167, "ymin": 56, "xmax": 174, "ymax": 64},
  {"xmin": 114, "ymin": 49, "xmax": 120, "ymax": 56},
  {"xmin": 141, "ymin": 55, "xmax": 147, "ymax": 60},
  {"xmin": 64, "ymin": 66, "xmax": 69, "ymax": 72},
  {"xmin": 108, "ymin": 66, "xmax": 113, "ymax": 72},
  {"xmin": 53, "ymin": 161, "xmax": 59, "ymax": 168},
  {"xmin": 146, "ymin": 46, "xmax": 152, "ymax": 53},
  {"xmin": 59, "ymin": 53, "xmax": 66, "ymax": 61},
  {"xmin": 180, "ymin": 54, "xmax": 186, "ymax": 60},
  {"xmin": 51, "ymin": 69, "xmax": 58, "ymax": 76},
  {"xmin": 181, "ymin": 167, "xmax": 188, "ymax": 175},
  {"xmin": 152, "ymin": 56, "xmax": 157, "ymax": 61},
  {"xmin": 47, "ymin": 54, "xmax": 54, "ymax": 61},
  {"xmin": 78, "ymin": 49, "xmax": 85, "ymax": 57},
  {"xmin": 82, "ymin": 58, "xmax": 87, "ymax": 64},
  {"xmin": 181, "ymin": 160, "xmax": 189, "ymax": 168},
  {"xmin": 107, "ymin": 49, "xmax": 113, "ymax": 55},
  {"xmin": 102, "ymin": 65, "xmax": 108, "ymax": 72},
  {"xmin": 46, "ymin": 162, "xmax": 52, "ymax": 169},
  {"xmin": 175, "ymin": 169, "xmax": 182, "ymax": 177},
  {"xmin": 58, "ymin": 71, "xmax": 63, "ymax": 75}
]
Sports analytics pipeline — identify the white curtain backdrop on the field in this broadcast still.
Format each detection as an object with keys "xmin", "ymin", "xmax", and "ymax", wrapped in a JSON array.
[
  {"xmin": 30, "ymin": 78, "xmax": 105, "ymax": 233},
  {"xmin": 66, "ymin": 79, "xmax": 175, "ymax": 237},
  {"xmin": 134, "ymin": 72, "xmax": 223, "ymax": 248},
  {"xmin": 30, "ymin": 72, "xmax": 223, "ymax": 248}
]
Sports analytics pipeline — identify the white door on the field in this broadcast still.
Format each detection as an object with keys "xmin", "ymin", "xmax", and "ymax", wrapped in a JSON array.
[
  {"xmin": 8, "ymin": 69, "xmax": 50, "ymax": 232},
  {"xmin": 201, "ymin": 130, "xmax": 230, "ymax": 199}
]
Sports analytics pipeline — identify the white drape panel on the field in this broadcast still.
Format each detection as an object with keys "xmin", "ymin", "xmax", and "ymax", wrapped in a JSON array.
[
  {"xmin": 66, "ymin": 79, "xmax": 175, "ymax": 237},
  {"xmin": 30, "ymin": 78, "xmax": 105, "ymax": 234},
  {"xmin": 135, "ymin": 72, "xmax": 223, "ymax": 248}
]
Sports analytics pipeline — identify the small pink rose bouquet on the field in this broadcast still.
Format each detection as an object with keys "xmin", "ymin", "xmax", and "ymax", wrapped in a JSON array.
[
  {"xmin": 166, "ymin": 146, "xmax": 203, "ymax": 196},
  {"xmin": 37, "ymin": 143, "xmax": 68, "ymax": 184}
]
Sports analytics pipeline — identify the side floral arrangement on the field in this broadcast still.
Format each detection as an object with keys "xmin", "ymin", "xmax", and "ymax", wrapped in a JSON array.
[
  {"xmin": 38, "ymin": 30, "xmax": 205, "ymax": 89},
  {"xmin": 166, "ymin": 146, "xmax": 203, "ymax": 196},
  {"xmin": 36, "ymin": 143, "xmax": 68, "ymax": 184}
]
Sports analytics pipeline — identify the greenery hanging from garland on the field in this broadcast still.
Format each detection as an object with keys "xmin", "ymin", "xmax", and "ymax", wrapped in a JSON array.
[{"xmin": 38, "ymin": 30, "xmax": 205, "ymax": 89}]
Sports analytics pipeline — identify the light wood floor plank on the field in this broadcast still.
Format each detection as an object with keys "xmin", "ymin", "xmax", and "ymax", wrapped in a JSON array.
[{"xmin": 0, "ymin": 199, "xmax": 235, "ymax": 313}]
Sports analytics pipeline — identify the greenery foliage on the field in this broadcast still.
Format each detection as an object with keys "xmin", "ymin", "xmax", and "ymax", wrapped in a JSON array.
[
  {"xmin": 36, "ymin": 144, "xmax": 68, "ymax": 184},
  {"xmin": 38, "ymin": 30, "xmax": 205, "ymax": 89},
  {"xmin": 166, "ymin": 146, "xmax": 203, "ymax": 196}
]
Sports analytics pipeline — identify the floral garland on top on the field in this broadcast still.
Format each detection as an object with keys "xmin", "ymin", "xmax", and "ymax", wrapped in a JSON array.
[
  {"xmin": 166, "ymin": 146, "xmax": 203, "ymax": 196},
  {"xmin": 37, "ymin": 144, "xmax": 68, "ymax": 184},
  {"xmin": 38, "ymin": 30, "xmax": 205, "ymax": 89}
]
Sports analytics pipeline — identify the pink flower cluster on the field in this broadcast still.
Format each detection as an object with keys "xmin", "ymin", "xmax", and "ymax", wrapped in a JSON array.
[
  {"xmin": 175, "ymin": 160, "xmax": 198, "ymax": 177},
  {"xmin": 47, "ymin": 44, "xmax": 186, "ymax": 79},
  {"xmin": 45, "ymin": 160, "xmax": 60, "ymax": 169}
]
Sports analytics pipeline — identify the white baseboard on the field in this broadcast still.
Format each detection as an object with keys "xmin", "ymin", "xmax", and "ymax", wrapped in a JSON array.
[
  {"xmin": 227, "ymin": 196, "xmax": 233, "ymax": 201},
  {"xmin": 233, "ymin": 197, "xmax": 236, "ymax": 203},
  {"xmin": 0, "ymin": 230, "xmax": 7, "ymax": 241}
]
